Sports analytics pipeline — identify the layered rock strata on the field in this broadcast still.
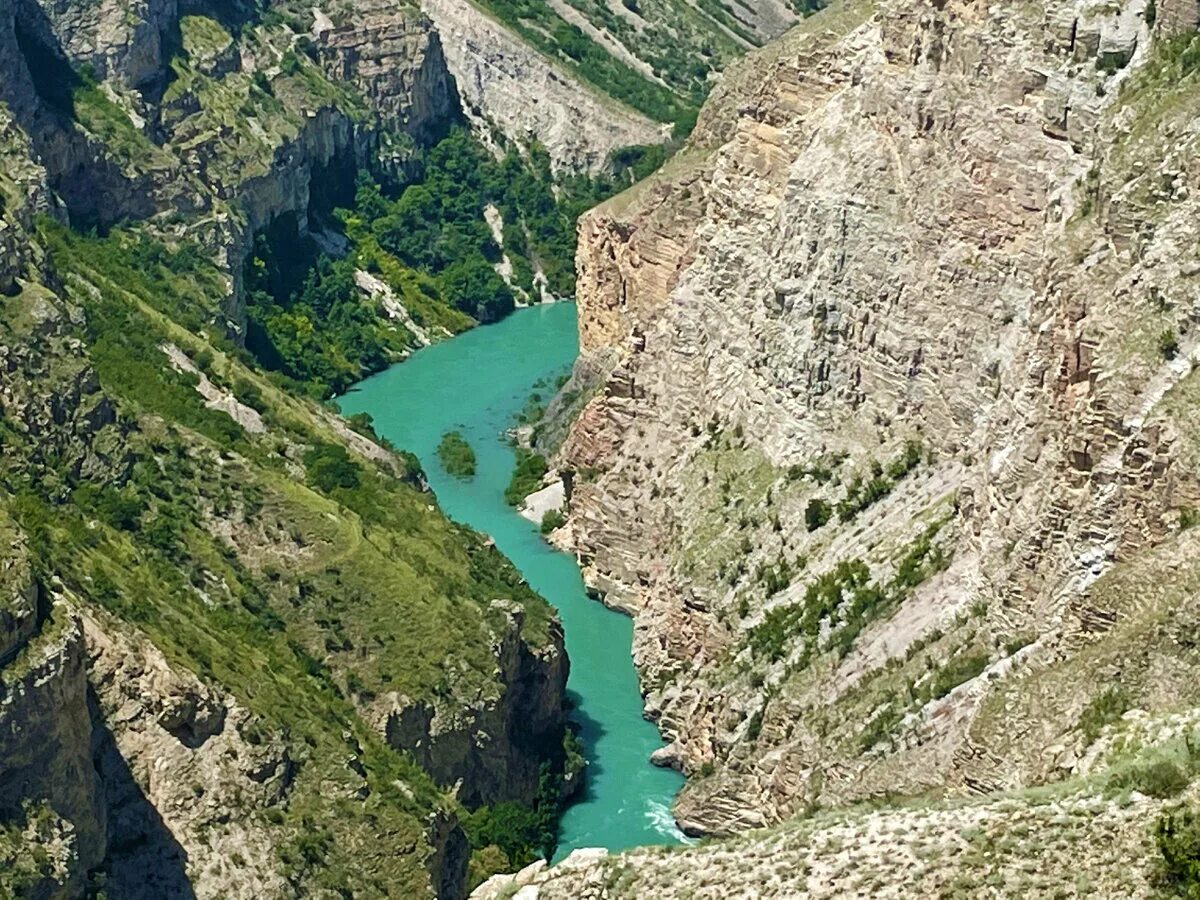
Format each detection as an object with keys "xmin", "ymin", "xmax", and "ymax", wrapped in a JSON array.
[
  {"xmin": 558, "ymin": 0, "xmax": 1200, "ymax": 837},
  {"xmin": 421, "ymin": 0, "xmax": 666, "ymax": 173}
]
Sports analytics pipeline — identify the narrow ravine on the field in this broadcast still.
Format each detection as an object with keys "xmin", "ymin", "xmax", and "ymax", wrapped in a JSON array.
[{"xmin": 338, "ymin": 302, "xmax": 685, "ymax": 860}]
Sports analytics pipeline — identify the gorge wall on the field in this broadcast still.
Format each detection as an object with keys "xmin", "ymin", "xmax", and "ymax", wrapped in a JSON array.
[
  {"xmin": 0, "ymin": 0, "xmax": 600, "ymax": 895},
  {"xmin": 555, "ymin": 0, "xmax": 1200, "ymax": 854},
  {"xmin": 420, "ymin": 0, "xmax": 665, "ymax": 175}
]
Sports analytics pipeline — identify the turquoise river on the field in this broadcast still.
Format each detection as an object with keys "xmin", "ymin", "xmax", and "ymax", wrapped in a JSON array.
[{"xmin": 339, "ymin": 301, "xmax": 685, "ymax": 860}]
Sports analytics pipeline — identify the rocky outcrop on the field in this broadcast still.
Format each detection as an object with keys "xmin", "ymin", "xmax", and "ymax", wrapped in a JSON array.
[
  {"xmin": 473, "ymin": 779, "xmax": 1177, "ymax": 898},
  {"xmin": 85, "ymin": 610, "xmax": 293, "ymax": 898},
  {"xmin": 375, "ymin": 600, "xmax": 569, "ymax": 808},
  {"xmin": 420, "ymin": 0, "xmax": 667, "ymax": 173},
  {"xmin": 317, "ymin": 0, "xmax": 458, "ymax": 146},
  {"xmin": 1159, "ymin": 0, "xmax": 1200, "ymax": 34},
  {"xmin": 560, "ymin": 0, "xmax": 1200, "ymax": 837},
  {"xmin": 0, "ymin": 561, "xmax": 106, "ymax": 899},
  {"xmin": 0, "ymin": 264, "xmax": 124, "ymax": 484},
  {"xmin": 31, "ymin": 0, "xmax": 178, "ymax": 89},
  {"xmin": 425, "ymin": 808, "xmax": 471, "ymax": 900}
]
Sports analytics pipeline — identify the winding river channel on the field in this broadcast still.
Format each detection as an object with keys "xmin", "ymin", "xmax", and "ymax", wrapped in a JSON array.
[{"xmin": 338, "ymin": 301, "xmax": 684, "ymax": 860}]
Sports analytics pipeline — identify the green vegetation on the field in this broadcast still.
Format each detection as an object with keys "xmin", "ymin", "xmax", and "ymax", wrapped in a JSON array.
[
  {"xmin": 1161, "ymin": 329, "xmax": 1181, "ymax": 360},
  {"xmin": 244, "ymin": 244, "xmax": 414, "ymax": 399},
  {"xmin": 505, "ymin": 449, "xmax": 549, "ymax": 506},
  {"xmin": 18, "ymin": 221, "xmax": 565, "ymax": 892},
  {"xmin": 1157, "ymin": 804, "xmax": 1200, "ymax": 895},
  {"xmin": 245, "ymin": 127, "xmax": 654, "ymax": 398},
  {"xmin": 541, "ymin": 509, "xmax": 566, "ymax": 534},
  {"xmin": 469, "ymin": 0, "xmax": 701, "ymax": 126},
  {"xmin": 304, "ymin": 442, "xmax": 362, "ymax": 491},
  {"xmin": 0, "ymin": 803, "xmax": 59, "ymax": 897},
  {"xmin": 747, "ymin": 519, "xmax": 950, "ymax": 665},
  {"xmin": 836, "ymin": 441, "xmax": 923, "ymax": 522},
  {"xmin": 438, "ymin": 431, "xmax": 477, "ymax": 478},
  {"xmin": 805, "ymin": 498, "xmax": 832, "ymax": 532},
  {"xmin": 918, "ymin": 649, "xmax": 990, "ymax": 703},
  {"xmin": 469, "ymin": 0, "xmax": 825, "ymax": 132},
  {"xmin": 1110, "ymin": 758, "xmax": 1190, "ymax": 799},
  {"xmin": 857, "ymin": 702, "xmax": 907, "ymax": 753},
  {"xmin": 462, "ymin": 736, "xmax": 583, "ymax": 888},
  {"xmin": 1078, "ymin": 686, "xmax": 1132, "ymax": 745}
]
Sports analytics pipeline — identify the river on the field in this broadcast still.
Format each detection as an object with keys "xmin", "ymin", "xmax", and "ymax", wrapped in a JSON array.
[{"xmin": 338, "ymin": 301, "xmax": 684, "ymax": 861}]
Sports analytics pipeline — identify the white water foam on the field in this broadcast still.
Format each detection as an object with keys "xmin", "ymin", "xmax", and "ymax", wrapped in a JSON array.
[{"xmin": 645, "ymin": 799, "xmax": 695, "ymax": 844}]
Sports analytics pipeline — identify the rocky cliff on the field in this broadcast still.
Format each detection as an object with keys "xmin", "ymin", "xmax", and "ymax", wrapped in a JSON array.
[
  {"xmin": 376, "ymin": 601, "xmax": 568, "ymax": 809},
  {"xmin": 0, "ymin": 539, "xmax": 105, "ymax": 899},
  {"xmin": 420, "ymin": 0, "xmax": 664, "ymax": 174},
  {"xmin": 0, "ymin": 1, "xmax": 591, "ymax": 894},
  {"xmin": 557, "ymin": 0, "xmax": 1200, "ymax": 862}
]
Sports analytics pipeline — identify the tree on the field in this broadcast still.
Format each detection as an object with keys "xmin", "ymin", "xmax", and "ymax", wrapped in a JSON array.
[
  {"xmin": 304, "ymin": 443, "xmax": 361, "ymax": 492},
  {"xmin": 805, "ymin": 498, "xmax": 832, "ymax": 532}
]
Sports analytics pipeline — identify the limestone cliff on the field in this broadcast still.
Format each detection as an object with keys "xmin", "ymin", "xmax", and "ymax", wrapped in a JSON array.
[
  {"xmin": 0, "ymin": 543, "xmax": 105, "ymax": 899},
  {"xmin": 420, "ymin": 0, "xmax": 665, "ymax": 174},
  {"xmin": 559, "ymin": 0, "xmax": 1200, "ymax": 853},
  {"xmin": 376, "ymin": 601, "xmax": 569, "ymax": 809}
]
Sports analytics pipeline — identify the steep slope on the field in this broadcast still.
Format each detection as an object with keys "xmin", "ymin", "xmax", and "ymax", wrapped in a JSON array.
[
  {"xmin": 549, "ymin": 0, "xmax": 1200, "ymax": 862},
  {"xmin": 0, "ymin": 182, "xmax": 572, "ymax": 898},
  {"xmin": 0, "ymin": 0, "xmax": 587, "ymax": 896},
  {"xmin": 420, "ymin": 0, "xmax": 666, "ymax": 173},
  {"xmin": 448, "ymin": 0, "xmax": 806, "ymax": 127}
]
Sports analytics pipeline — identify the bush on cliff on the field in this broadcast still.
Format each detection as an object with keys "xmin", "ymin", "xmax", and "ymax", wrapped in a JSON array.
[{"xmin": 1156, "ymin": 805, "xmax": 1200, "ymax": 895}]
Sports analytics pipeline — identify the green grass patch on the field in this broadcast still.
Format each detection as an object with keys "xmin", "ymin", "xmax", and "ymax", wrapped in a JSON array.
[{"xmin": 1079, "ymin": 686, "xmax": 1132, "ymax": 746}]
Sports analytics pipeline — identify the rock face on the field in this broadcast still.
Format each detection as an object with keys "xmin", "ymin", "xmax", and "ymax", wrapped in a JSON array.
[
  {"xmin": 84, "ymin": 610, "xmax": 294, "ymax": 897},
  {"xmin": 377, "ymin": 601, "xmax": 568, "ymax": 808},
  {"xmin": 317, "ymin": 0, "xmax": 458, "ymax": 146},
  {"xmin": 32, "ymin": 0, "xmax": 178, "ymax": 88},
  {"xmin": 560, "ymin": 0, "xmax": 1200, "ymax": 839},
  {"xmin": 421, "ymin": 0, "xmax": 666, "ymax": 173},
  {"xmin": 1159, "ymin": 0, "xmax": 1200, "ymax": 34},
  {"xmin": 0, "ymin": 538, "xmax": 106, "ymax": 898}
]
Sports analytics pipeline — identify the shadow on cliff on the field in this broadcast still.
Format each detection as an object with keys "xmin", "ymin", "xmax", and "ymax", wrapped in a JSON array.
[
  {"xmin": 88, "ymin": 688, "xmax": 198, "ymax": 900},
  {"xmin": 1, "ymin": 0, "xmax": 159, "ymax": 229},
  {"xmin": 564, "ymin": 690, "xmax": 608, "ymax": 804}
]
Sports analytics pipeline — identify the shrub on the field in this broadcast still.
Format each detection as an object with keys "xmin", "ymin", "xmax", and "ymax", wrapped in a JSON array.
[
  {"xmin": 1161, "ymin": 329, "xmax": 1181, "ymax": 360},
  {"xmin": 836, "ymin": 442, "xmax": 923, "ymax": 521},
  {"xmin": 437, "ymin": 431, "xmax": 476, "ymax": 478},
  {"xmin": 504, "ymin": 450, "xmax": 548, "ymax": 506},
  {"xmin": 462, "ymin": 802, "xmax": 550, "ymax": 868},
  {"xmin": 805, "ymin": 498, "xmax": 832, "ymax": 532},
  {"xmin": 922, "ymin": 649, "xmax": 989, "ymax": 701},
  {"xmin": 233, "ymin": 377, "xmax": 266, "ymax": 412},
  {"xmin": 141, "ymin": 514, "xmax": 184, "ymax": 556},
  {"xmin": 1078, "ymin": 686, "xmax": 1131, "ymax": 745},
  {"xmin": 540, "ymin": 509, "xmax": 566, "ymax": 534},
  {"xmin": 304, "ymin": 442, "xmax": 361, "ymax": 492},
  {"xmin": 1111, "ymin": 759, "xmax": 1189, "ymax": 799},
  {"xmin": 1156, "ymin": 805, "xmax": 1200, "ymax": 894},
  {"xmin": 746, "ymin": 708, "xmax": 764, "ymax": 741}
]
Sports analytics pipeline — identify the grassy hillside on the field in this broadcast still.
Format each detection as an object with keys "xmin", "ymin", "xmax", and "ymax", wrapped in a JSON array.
[{"xmin": 0, "ymin": 212, "xmax": 566, "ymax": 893}]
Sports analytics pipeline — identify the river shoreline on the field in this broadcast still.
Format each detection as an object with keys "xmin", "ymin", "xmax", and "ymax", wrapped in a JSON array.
[{"xmin": 337, "ymin": 302, "xmax": 685, "ymax": 863}]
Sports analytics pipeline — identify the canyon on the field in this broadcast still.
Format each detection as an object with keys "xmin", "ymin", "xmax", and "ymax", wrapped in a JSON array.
[
  {"xmin": 484, "ymin": 0, "xmax": 1200, "ymax": 894},
  {"xmin": 3, "ymin": 0, "xmax": 1200, "ymax": 895}
]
